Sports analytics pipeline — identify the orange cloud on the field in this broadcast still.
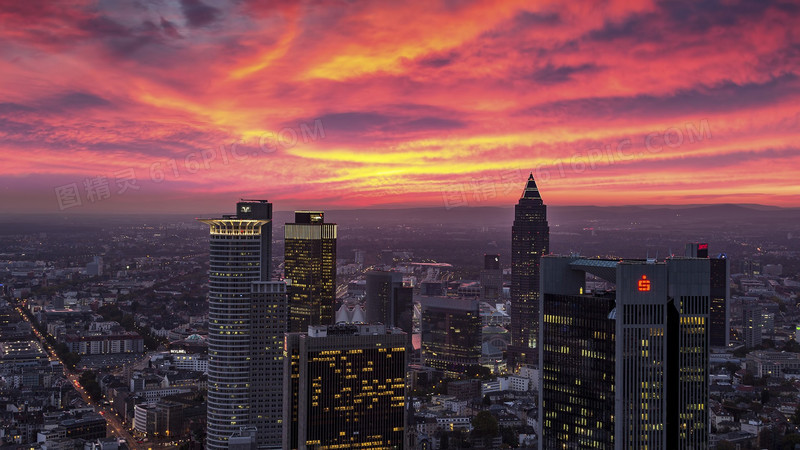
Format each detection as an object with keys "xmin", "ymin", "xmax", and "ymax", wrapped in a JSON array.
[{"xmin": 0, "ymin": 0, "xmax": 798, "ymax": 213}]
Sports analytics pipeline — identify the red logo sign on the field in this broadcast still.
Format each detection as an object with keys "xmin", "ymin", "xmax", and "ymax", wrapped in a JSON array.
[{"xmin": 638, "ymin": 275, "xmax": 651, "ymax": 292}]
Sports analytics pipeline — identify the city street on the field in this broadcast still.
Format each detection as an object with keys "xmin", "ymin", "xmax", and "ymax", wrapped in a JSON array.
[{"xmin": 15, "ymin": 303, "xmax": 140, "ymax": 449}]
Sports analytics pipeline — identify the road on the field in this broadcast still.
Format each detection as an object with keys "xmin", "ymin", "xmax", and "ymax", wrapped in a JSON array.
[
  {"xmin": 15, "ymin": 303, "xmax": 140, "ymax": 449},
  {"xmin": 69, "ymin": 374, "xmax": 140, "ymax": 449}
]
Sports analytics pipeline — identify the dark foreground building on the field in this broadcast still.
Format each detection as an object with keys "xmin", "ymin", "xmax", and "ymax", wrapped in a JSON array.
[
  {"xmin": 539, "ymin": 256, "xmax": 710, "ymax": 449},
  {"xmin": 283, "ymin": 323, "xmax": 407, "ymax": 450},
  {"xmin": 686, "ymin": 243, "xmax": 730, "ymax": 347}
]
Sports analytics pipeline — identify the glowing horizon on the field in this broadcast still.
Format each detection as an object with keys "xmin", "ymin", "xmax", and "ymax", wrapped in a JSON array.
[{"xmin": 1, "ymin": 0, "xmax": 799, "ymax": 213}]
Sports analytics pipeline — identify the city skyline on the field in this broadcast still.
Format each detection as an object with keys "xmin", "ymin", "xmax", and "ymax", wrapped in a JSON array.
[
  {"xmin": 2, "ymin": 1, "xmax": 800, "ymax": 213},
  {"xmin": 1, "ymin": 2, "xmax": 798, "ymax": 448}
]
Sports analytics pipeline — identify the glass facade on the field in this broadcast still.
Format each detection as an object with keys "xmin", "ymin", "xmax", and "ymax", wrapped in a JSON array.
[
  {"xmin": 539, "ymin": 256, "xmax": 710, "ymax": 450},
  {"xmin": 420, "ymin": 297, "xmax": 481, "ymax": 376},
  {"xmin": 709, "ymin": 257, "xmax": 729, "ymax": 347},
  {"xmin": 541, "ymin": 292, "xmax": 616, "ymax": 448}
]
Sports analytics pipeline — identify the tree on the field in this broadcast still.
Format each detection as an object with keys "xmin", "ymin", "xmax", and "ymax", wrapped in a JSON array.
[
  {"xmin": 716, "ymin": 441, "xmax": 735, "ymax": 450},
  {"xmin": 500, "ymin": 426, "xmax": 518, "ymax": 448},
  {"xmin": 472, "ymin": 411, "xmax": 499, "ymax": 438},
  {"xmin": 784, "ymin": 339, "xmax": 800, "ymax": 353},
  {"xmin": 782, "ymin": 433, "xmax": 800, "ymax": 450},
  {"xmin": 62, "ymin": 352, "xmax": 81, "ymax": 371},
  {"xmin": 761, "ymin": 389, "xmax": 771, "ymax": 404},
  {"xmin": 482, "ymin": 394, "xmax": 492, "ymax": 407},
  {"xmin": 723, "ymin": 362, "xmax": 741, "ymax": 375},
  {"xmin": 120, "ymin": 314, "xmax": 135, "ymax": 330},
  {"xmin": 760, "ymin": 427, "xmax": 778, "ymax": 450},
  {"xmin": 78, "ymin": 370, "xmax": 102, "ymax": 401},
  {"xmin": 439, "ymin": 431, "xmax": 450, "ymax": 450}
]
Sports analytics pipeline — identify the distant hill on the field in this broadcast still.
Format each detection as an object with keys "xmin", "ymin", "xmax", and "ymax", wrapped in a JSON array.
[{"xmin": 0, "ymin": 204, "xmax": 797, "ymax": 233}]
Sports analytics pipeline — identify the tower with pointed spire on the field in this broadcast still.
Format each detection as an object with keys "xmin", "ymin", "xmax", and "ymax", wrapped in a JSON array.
[{"xmin": 509, "ymin": 173, "xmax": 550, "ymax": 367}]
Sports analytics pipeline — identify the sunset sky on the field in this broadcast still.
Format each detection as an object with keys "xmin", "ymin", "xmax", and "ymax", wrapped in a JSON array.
[{"xmin": 1, "ymin": 0, "xmax": 799, "ymax": 213}]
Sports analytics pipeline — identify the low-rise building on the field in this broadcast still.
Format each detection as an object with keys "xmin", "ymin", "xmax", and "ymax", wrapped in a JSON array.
[
  {"xmin": 745, "ymin": 351, "xmax": 800, "ymax": 378},
  {"xmin": 65, "ymin": 332, "xmax": 143, "ymax": 355}
]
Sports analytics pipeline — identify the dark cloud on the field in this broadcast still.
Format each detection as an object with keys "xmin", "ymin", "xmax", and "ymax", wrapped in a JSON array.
[
  {"xmin": 296, "ymin": 111, "xmax": 466, "ymax": 136},
  {"xmin": 531, "ymin": 63, "xmax": 599, "ymax": 85},
  {"xmin": 513, "ymin": 10, "xmax": 561, "ymax": 27},
  {"xmin": 312, "ymin": 112, "xmax": 392, "ymax": 132},
  {"xmin": 594, "ymin": 147, "xmax": 800, "ymax": 174},
  {"xmin": 520, "ymin": 74, "xmax": 800, "ymax": 119},
  {"xmin": 417, "ymin": 53, "xmax": 458, "ymax": 68},
  {"xmin": 659, "ymin": 0, "xmax": 782, "ymax": 33},
  {"xmin": 45, "ymin": 92, "xmax": 111, "ymax": 111},
  {"xmin": 392, "ymin": 117, "xmax": 465, "ymax": 132},
  {"xmin": 0, "ymin": 118, "xmax": 37, "ymax": 135},
  {"xmin": 0, "ymin": 102, "xmax": 34, "ymax": 115},
  {"xmin": 0, "ymin": 92, "xmax": 112, "ymax": 119},
  {"xmin": 79, "ymin": 16, "xmax": 133, "ymax": 38},
  {"xmin": 586, "ymin": 16, "xmax": 650, "ymax": 43},
  {"xmin": 160, "ymin": 17, "xmax": 182, "ymax": 39},
  {"xmin": 81, "ymin": 16, "xmax": 186, "ymax": 59},
  {"xmin": 4, "ymin": 7, "xmax": 183, "ymax": 56},
  {"xmin": 180, "ymin": 0, "xmax": 222, "ymax": 28},
  {"xmin": 586, "ymin": 0, "xmax": 800, "ymax": 44}
]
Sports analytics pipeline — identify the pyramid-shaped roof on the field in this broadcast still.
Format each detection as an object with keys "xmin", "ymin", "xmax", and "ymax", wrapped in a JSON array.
[{"xmin": 521, "ymin": 173, "xmax": 541, "ymax": 199}]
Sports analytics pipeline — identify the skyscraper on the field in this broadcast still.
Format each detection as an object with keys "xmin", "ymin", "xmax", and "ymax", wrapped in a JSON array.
[
  {"xmin": 479, "ymin": 254, "xmax": 503, "ymax": 301},
  {"xmin": 284, "ymin": 211, "xmax": 337, "ymax": 332},
  {"xmin": 539, "ymin": 255, "xmax": 710, "ymax": 449},
  {"xmin": 419, "ymin": 296, "xmax": 482, "ymax": 377},
  {"xmin": 365, "ymin": 270, "xmax": 413, "ymax": 335},
  {"xmin": 283, "ymin": 323, "xmax": 407, "ymax": 450},
  {"xmin": 248, "ymin": 282, "xmax": 289, "ymax": 447},
  {"xmin": 199, "ymin": 200, "xmax": 287, "ymax": 449},
  {"xmin": 509, "ymin": 173, "xmax": 549, "ymax": 366},
  {"xmin": 686, "ymin": 243, "xmax": 730, "ymax": 347}
]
